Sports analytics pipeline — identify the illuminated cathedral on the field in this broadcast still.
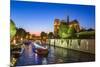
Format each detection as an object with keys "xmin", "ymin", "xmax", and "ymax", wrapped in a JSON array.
[{"xmin": 54, "ymin": 16, "xmax": 80, "ymax": 36}]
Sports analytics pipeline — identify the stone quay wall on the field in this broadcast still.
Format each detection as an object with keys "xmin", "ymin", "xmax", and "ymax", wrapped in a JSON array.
[{"xmin": 47, "ymin": 39, "xmax": 95, "ymax": 54}]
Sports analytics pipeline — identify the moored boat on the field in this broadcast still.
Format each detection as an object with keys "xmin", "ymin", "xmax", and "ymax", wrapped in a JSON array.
[
  {"xmin": 33, "ymin": 42, "xmax": 49, "ymax": 56},
  {"xmin": 36, "ymin": 48, "xmax": 48, "ymax": 57}
]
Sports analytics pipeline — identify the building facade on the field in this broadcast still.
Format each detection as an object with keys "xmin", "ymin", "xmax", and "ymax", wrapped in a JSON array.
[
  {"xmin": 68, "ymin": 20, "xmax": 80, "ymax": 32},
  {"xmin": 54, "ymin": 19, "xmax": 60, "ymax": 37},
  {"xmin": 54, "ymin": 17, "xmax": 80, "ymax": 37}
]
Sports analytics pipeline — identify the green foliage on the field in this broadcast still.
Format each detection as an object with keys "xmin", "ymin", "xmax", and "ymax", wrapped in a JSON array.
[
  {"xmin": 10, "ymin": 20, "xmax": 16, "ymax": 39},
  {"xmin": 77, "ymin": 31, "xmax": 95, "ymax": 36},
  {"xmin": 58, "ymin": 22, "xmax": 69, "ymax": 38},
  {"xmin": 67, "ymin": 27, "xmax": 76, "ymax": 38},
  {"xmin": 58, "ymin": 22, "xmax": 76, "ymax": 39},
  {"xmin": 76, "ymin": 31, "xmax": 95, "ymax": 39}
]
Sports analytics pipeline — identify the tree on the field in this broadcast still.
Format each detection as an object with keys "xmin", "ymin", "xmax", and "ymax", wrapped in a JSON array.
[
  {"xmin": 48, "ymin": 32, "xmax": 54, "ymax": 39},
  {"xmin": 67, "ymin": 27, "xmax": 76, "ymax": 38},
  {"xmin": 58, "ymin": 22, "xmax": 69, "ymax": 38},
  {"xmin": 16, "ymin": 28, "xmax": 27, "ymax": 39},
  {"xmin": 10, "ymin": 19, "xmax": 16, "ymax": 39},
  {"xmin": 40, "ymin": 32, "xmax": 47, "ymax": 39},
  {"xmin": 58, "ymin": 21, "xmax": 76, "ymax": 38},
  {"xmin": 87, "ymin": 28, "xmax": 95, "ymax": 31}
]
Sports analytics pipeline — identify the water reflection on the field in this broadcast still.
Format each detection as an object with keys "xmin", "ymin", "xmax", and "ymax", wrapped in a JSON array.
[{"xmin": 16, "ymin": 44, "xmax": 95, "ymax": 66}]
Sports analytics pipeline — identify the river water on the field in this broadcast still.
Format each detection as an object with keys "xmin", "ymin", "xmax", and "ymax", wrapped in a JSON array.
[{"xmin": 16, "ymin": 43, "xmax": 95, "ymax": 66}]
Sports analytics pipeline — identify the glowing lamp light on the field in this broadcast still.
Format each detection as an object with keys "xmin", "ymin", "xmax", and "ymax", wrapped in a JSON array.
[
  {"xmin": 26, "ymin": 35, "xmax": 28, "ymax": 39},
  {"xmin": 21, "ymin": 38, "xmax": 23, "ymax": 41},
  {"xmin": 13, "ymin": 39, "xmax": 16, "ymax": 45}
]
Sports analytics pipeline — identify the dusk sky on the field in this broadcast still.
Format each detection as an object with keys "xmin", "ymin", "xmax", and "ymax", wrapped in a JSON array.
[{"xmin": 11, "ymin": 0, "xmax": 95, "ymax": 35}]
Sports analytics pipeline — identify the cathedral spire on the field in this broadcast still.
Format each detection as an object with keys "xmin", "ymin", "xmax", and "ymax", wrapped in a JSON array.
[{"xmin": 67, "ymin": 16, "xmax": 69, "ymax": 24}]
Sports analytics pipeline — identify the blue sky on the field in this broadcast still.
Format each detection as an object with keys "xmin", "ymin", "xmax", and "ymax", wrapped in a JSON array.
[{"xmin": 11, "ymin": 0, "xmax": 95, "ymax": 35}]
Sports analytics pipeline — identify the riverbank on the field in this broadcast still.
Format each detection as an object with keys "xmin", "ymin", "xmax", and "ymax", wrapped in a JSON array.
[{"xmin": 47, "ymin": 39, "xmax": 95, "ymax": 54}]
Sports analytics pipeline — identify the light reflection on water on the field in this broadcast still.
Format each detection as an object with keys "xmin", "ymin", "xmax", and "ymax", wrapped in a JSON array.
[{"xmin": 16, "ymin": 44, "xmax": 95, "ymax": 66}]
